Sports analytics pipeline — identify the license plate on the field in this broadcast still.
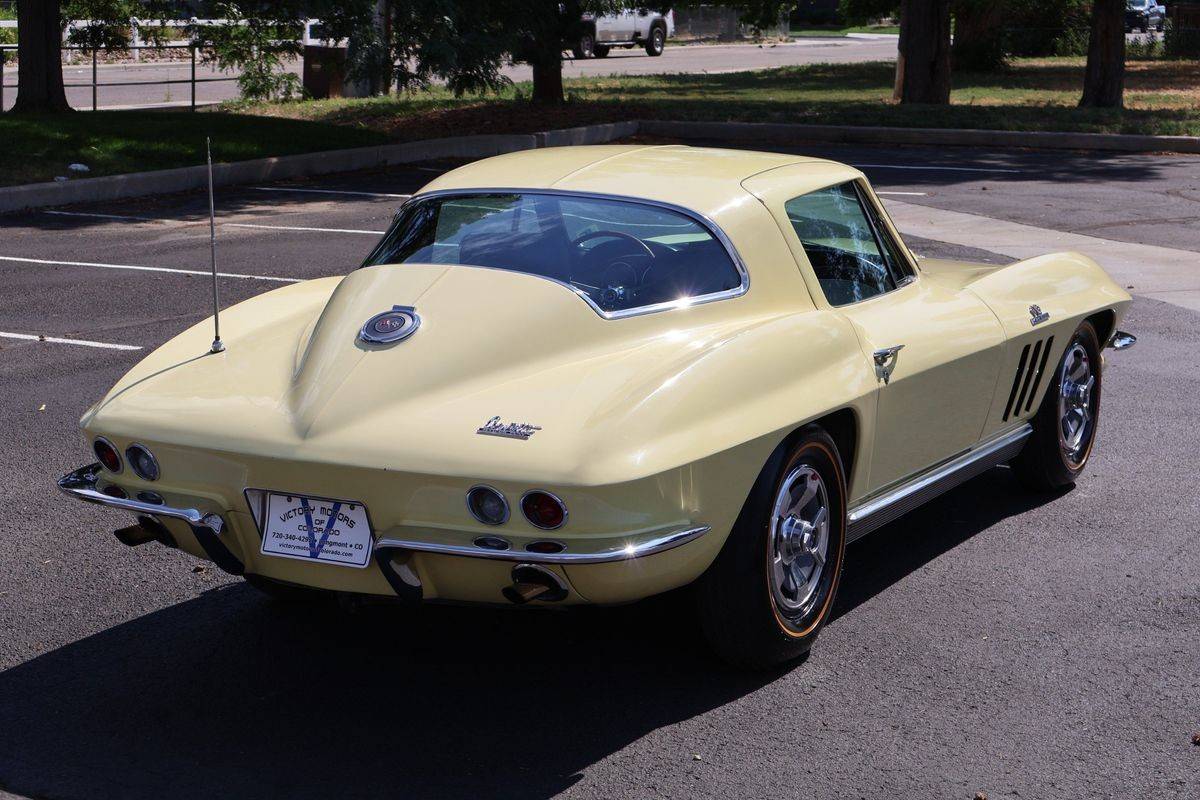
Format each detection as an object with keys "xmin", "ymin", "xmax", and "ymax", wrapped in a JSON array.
[{"xmin": 260, "ymin": 492, "xmax": 373, "ymax": 568}]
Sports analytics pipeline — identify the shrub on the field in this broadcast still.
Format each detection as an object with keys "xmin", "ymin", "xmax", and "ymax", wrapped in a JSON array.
[{"xmin": 1164, "ymin": 19, "xmax": 1200, "ymax": 59}]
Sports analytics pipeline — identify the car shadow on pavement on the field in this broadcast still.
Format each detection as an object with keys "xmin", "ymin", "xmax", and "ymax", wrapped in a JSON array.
[
  {"xmin": 832, "ymin": 466, "xmax": 1066, "ymax": 623},
  {"xmin": 0, "ymin": 467, "xmax": 1062, "ymax": 800}
]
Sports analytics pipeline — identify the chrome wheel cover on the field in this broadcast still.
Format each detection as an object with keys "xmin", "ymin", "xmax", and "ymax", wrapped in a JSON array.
[
  {"xmin": 1058, "ymin": 342, "xmax": 1096, "ymax": 466},
  {"xmin": 769, "ymin": 464, "xmax": 830, "ymax": 616}
]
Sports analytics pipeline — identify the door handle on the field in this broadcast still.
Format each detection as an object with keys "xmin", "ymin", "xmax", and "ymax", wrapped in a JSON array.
[{"xmin": 872, "ymin": 345, "xmax": 905, "ymax": 384}]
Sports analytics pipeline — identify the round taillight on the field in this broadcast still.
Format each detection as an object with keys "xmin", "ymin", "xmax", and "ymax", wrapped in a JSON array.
[
  {"xmin": 101, "ymin": 484, "xmax": 128, "ymax": 499},
  {"xmin": 466, "ymin": 485, "xmax": 509, "ymax": 526},
  {"xmin": 126, "ymin": 444, "xmax": 159, "ymax": 481},
  {"xmin": 93, "ymin": 437, "xmax": 122, "ymax": 473},
  {"xmin": 521, "ymin": 490, "xmax": 567, "ymax": 531}
]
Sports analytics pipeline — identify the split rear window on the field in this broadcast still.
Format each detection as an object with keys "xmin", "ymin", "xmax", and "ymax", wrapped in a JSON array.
[{"xmin": 363, "ymin": 192, "xmax": 745, "ymax": 316}]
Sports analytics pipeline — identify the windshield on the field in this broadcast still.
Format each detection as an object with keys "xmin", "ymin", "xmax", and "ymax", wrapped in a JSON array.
[
  {"xmin": 1127, "ymin": 0, "xmax": 1149, "ymax": 8},
  {"xmin": 362, "ymin": 192, "xmax": 745, "ymax": 317}
]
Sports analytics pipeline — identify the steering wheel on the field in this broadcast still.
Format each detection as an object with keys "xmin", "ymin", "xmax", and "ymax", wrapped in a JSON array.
[{"xmin": 571, "ymin": 229, "xmax": 656, "ymax": 261}]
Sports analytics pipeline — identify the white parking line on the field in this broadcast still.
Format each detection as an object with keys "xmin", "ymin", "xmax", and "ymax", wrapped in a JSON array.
[
  {"xmin": 225, "ymin": 223, "xmax": 386, "ymax": 235},
  {"xmin": 876, "ymin": 191, "xmax": 929, "ymax": 196},
  {"xmin": 0, "ymin": 331, "xmax": 143, "ymax": 351},
  {"xmin": 250, "ymin": 186, "xmax": 411, "ymax": 199},
  {"xmin": 42, "ymin": 210, "xmax": 388, "ymax": 236},
  {"xmin": 44, "ymin": 210, "xmax": 165, "ymax": 222},
  {"xmin": 854, "ymin": 163, "xmax": 1023, "ymax": 174},
  {"xmin": 0, "ymin": 255, "xmax": 300, "ymax": 283}
]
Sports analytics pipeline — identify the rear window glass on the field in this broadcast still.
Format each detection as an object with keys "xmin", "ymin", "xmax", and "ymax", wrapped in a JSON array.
[{"xmin": 362, "ymin": 192, "xmax": 744, "ymax": 316}]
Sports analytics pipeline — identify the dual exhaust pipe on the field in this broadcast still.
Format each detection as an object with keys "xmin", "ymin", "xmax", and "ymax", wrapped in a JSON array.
[
  {"xmin": 502, "ymin": 564, "xmax": 569, "ymax": 604},
  {"xmin": 118, "ymin": 519, "xmax": 569, "ymax": 605}
]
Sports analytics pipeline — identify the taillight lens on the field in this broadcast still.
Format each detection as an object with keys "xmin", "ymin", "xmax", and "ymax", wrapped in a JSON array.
[
  {"xmin": 126, "ymin": 444, "xmax": 159, "ymax": 481},
  {"xmin": 466, "ymin": 485, "xmax": 509, "ymax": 525},
  {"xmin": 521, "ymin": 491, "xmax": 567, "ymax": 530},
  {"xmin": 93, "ymin": 437, "xmax": 122, "ymax": 473}
]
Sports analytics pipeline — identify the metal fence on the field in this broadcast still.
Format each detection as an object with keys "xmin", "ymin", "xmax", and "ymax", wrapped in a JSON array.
[
  {"xmin": 0, "ymin": 18, "xmax": 325, "ymax": 113},
  {"xmin": 0, "ymin": 43, "xmax": 239, "ymax": 112}
]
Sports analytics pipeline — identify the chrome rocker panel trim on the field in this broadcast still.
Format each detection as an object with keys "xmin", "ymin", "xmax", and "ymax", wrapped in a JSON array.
[
  {"xmin": 846, "ymin": 424, "xmax": 1033, "ymax": 543},
  {"xmin": 375, "ymin": 524, "xmax": 712, "ymax": 565},
  {"xmin": 58, "ymin": 463, "xmax": 244, "ymax": 575}
]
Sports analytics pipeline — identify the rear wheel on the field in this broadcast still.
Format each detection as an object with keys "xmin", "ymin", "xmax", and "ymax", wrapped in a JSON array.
[
  {"xmin": 645, "ymin": 25, "xmax": 666, "ymax": 56},
  {"xmin": 572, "ymin": 33, "xmax": 595, "ymax": 59},
  {"xmin": 594, "ymin": 44, "xmax": 610, "ymax": 57},
  {"xmin": 696, "ymin": 426, "xmax": 847, "ymax": 669},
  {"xmin": 1012, "ymin": 320, "xmax": 1102, "ymax": 490}
]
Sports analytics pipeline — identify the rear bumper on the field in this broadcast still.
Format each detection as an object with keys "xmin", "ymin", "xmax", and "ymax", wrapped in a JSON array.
[
  {"xmin": 58, "ymin": 463, "xmax": 244, "ymax": 575},
  {"xmin": 57, "ymin": 462, "xmax": 716, "ymax": 603}
]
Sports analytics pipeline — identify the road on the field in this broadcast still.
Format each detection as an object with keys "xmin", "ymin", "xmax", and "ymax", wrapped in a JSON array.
[
  {"xmin": 0, "ymin": 142, "xmax": 1197, "ymax": 799},
  {"xmin": 0, "ymin": 37, "xmax": 897, "ymax": 112}
]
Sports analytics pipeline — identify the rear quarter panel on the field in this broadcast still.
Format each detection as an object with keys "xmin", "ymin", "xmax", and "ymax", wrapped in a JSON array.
[{"xmin": 967, "ymin": 251, "xmax": 1131, "ymax": 438}]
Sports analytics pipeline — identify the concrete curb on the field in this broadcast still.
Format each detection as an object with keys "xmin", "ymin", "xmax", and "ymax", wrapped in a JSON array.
[
  {"xmin": 0, "ymin": 133, "xmax": 540, "ymax": 215},
  {"xmin": 535, "ymin": 120, "xmax": 639, "ymax": 147},
  {"xmin": 636, "ymin": 119, "xmax": 1200, "ymax": 154},
  {"xmin": 4, "ymin": 115, "xmax": 1197, "ymax": 214}
]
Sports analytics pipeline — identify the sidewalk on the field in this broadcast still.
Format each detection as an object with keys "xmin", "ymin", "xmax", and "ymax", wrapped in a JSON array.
[{"xmin": 886, "ymin": 200, "xmax": 1200, "ymax": 314}]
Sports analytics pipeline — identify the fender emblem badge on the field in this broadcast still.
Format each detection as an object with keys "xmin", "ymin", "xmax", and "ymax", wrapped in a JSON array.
[
  {"xmin": 477, "ymin": 416, "xmax": 542, "ymax": 441},
  {"xmin": 1029, "ymin": 304, "xmax": 1050, "ymax": 326},
  {"xmin": 359, "ymin": 305, "xmax": 420, "ymax": 344}
]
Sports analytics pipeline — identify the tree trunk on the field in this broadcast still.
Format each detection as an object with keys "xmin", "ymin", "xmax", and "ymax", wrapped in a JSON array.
[
  {"xmin": 367, "ymin": 0, "xmax": 392, "ymax": 96},
  {"xmin": 1080, "ymin": 0, "xmax": 1125, "ymax": 108},
  {"xmin": 952, "ymin": 0, "xmax": 1007, "ymax": 71},
  {"xmin": 530, "ymin": 53, "xmax": 563, "ymax": 105},
  {"xmin": 12, "ymin": 0, "xmax": 71, "ymax": 113},
  {"xmin": 893, "ymin": 0, "xmax": 952, "ymax": 104}
]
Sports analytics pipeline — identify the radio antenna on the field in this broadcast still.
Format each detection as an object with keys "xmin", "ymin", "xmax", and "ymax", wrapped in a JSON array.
[{"xmin": 206, "ymin": 136, "xmax": 225, "ymax": 354}]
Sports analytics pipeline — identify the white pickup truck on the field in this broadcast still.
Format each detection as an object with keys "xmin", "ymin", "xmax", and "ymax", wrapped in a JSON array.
[{"xmin": 574, "ymin": 8, "xmax": 675, "ymax": 59}]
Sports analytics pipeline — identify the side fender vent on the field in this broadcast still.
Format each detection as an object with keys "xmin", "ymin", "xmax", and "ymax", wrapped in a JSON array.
[{"xmin": 1003, "ymin": 336, "xmax": 1054, "ymax": 421}]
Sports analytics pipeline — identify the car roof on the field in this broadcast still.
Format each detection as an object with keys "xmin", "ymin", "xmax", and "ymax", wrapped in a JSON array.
[{"xmin": 416, "ymin": 145, "xmax": 864, "ymax": 219}]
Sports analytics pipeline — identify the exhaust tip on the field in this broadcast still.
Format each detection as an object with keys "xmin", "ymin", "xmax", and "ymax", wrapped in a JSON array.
[{"xmin": 502, "ymin": 563, "xmax": 568, "ymax": 604}]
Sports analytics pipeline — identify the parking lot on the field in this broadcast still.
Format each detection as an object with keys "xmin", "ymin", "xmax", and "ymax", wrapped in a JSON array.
[{"xmin": 0, "ymin": 142, "xmax": 1198, "ymax": 798}]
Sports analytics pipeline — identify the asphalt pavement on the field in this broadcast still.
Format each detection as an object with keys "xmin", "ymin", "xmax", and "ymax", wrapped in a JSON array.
[{"xmin": 0, "ymin": 142, "xmax": 1197, "ymax": 798}]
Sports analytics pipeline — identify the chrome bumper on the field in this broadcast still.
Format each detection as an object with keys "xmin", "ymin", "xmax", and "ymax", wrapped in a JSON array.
[
  {"xmin": 58, "ymin": 463, "xmax": 244, "ymax": 575},
  {"xmin": 375, "ymin": 524, "xmax": 711, "ymax": 566},
  {"xmin": 60, "ymin": 462, "xmax": 712, "ymax": 595}
]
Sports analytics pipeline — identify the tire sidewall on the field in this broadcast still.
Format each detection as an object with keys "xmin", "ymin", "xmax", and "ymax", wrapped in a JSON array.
[
  {"xmin": 646, "ymin": 26, "xmax": 665, "ymax": 56},
  {"xmin": 696, "ymin": 426, "xmax": 848, "ymax": 667},
  {"xmin": 1054, "ymin": 321, "xmax": 1103, "ymax": 475},
  {"xmin": 576, "ymin": 34, "xmax": 594, "ymax": 59},
  {"xmin": 764, "ymin": 438, "xmax": 847, "ymax": 640}
]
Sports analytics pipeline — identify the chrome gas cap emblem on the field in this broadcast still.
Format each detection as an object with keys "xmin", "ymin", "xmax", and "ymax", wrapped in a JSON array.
[{"xmin": 359, "ymin": 305, "xmax": 420, "ymax": 345}]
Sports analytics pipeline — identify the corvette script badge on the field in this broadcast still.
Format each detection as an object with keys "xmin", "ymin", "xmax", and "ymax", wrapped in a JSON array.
[{"xmin": 477, "ymin": 416, "xmax": 542, "ymax": 440}]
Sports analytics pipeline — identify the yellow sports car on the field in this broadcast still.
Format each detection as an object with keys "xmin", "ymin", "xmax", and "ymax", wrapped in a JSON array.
[{"xmin": 59, "ymin": 146, "xmax": 1135, "ymax": 668}]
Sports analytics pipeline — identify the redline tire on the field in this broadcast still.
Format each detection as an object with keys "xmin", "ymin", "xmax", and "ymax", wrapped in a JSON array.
[{"xmin": 696, "ymin": 425, "xmax": 847, "ymax": 669}]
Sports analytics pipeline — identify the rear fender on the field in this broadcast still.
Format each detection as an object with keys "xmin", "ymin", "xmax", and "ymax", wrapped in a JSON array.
[{"xmin": 967, "ymin": 251, "xmax": 1130, "ymax": 434}]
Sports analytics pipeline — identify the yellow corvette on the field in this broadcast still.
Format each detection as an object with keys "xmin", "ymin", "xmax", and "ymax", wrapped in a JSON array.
[{"xmin": 59, "ymin": 146, "xmax": 1135, "ymax": 668}]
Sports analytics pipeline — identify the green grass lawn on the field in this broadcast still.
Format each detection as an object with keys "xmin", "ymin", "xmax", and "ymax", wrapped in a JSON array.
[
  {"xmin": 0, "ymin": 110, "xmax": 388, "ymax": 186},
  {"xmin": 789, "ymin": 24, "xmax": 900, "ymax": 37},
  {"xmin": 1, "ymin": 58, "xmax": 1197, "ymax": 186},
  {"xmin": 246, "ymin": 58, "xmax": 1200, "ymax": 138}
]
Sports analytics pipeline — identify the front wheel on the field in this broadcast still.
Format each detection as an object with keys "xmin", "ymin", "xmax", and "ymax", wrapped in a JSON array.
[
  {"xmin": 695, "ymin": 426, "xmax": 847, "ymax": 669},
  {"xmin": 593, "ymin": 44, "xmax": 610, "ymax": 57},
  {"xmin": 645, "ymin": 26, "xmax": 666, "ymax": 56},
  {"xmin": 1012, "ymin": 320, "xmax": 1102, "ymax": 490}
]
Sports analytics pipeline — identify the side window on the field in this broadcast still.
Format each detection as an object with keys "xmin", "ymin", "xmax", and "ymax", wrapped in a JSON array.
[{"xmin": 784, "ymin": 181, "xmax": 912, "ymax": 307}]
